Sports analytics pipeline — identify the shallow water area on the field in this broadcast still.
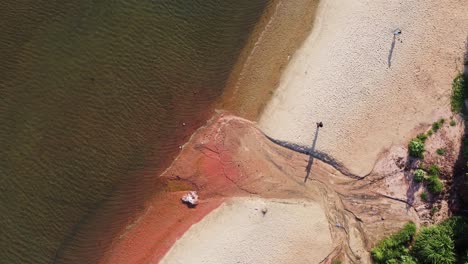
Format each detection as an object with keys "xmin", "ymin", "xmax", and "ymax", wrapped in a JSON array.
[{"xmin": 0, "ymin": 1, "xmax": 269, "ymax": 263}]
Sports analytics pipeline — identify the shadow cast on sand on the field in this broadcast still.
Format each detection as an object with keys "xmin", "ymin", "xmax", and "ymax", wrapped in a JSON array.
[
  {"xmin": 264, "ymin": 130, "xmax": 364, "ymax": 180},
  {"xmin": 388, "ymin": 34, "xmax": 397, "ymax": 68},
  {"xmin": 304, "ymin": 128, "xmax": 320, "ymax": 182}
]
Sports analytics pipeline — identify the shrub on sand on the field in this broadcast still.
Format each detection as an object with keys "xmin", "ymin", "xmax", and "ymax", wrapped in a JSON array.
[
  {"xmin": 427, "ymin": 175, "xmax": 443, "ymax": 194},
  {"xmin": 409, "ymin": 139, "xmax": 425, "ymax": 158},
  {"xmin": 427, "ymin": 164, "xmax": 440, "ymax": 176},
  {"xmin": 451, "ymin": 73, "xmax": 467, "ymax": 113},
  {"xmin": 414, "ymin": 169, "xmax": 426, "ymax": 182},
  {"xmin": 417, "ymin": 133, "xmax": 428, "ymax": 142},
  {"xmin": 420, "ymin": 191, "xmax": 428, "ymax": 201},
  {"xmin": 433, "ymin": 121, "xmax": 442, "ymax": 132},
  {"xmin": 437, "ymin": 148, "xmax": 446, "ymax": 155}
]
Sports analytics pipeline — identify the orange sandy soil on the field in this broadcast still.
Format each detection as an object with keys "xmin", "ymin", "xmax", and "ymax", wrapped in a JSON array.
[
  {"xmin": 96, "ymin": 111, "xmax": 464, "ymax": 263},
  {"xmin": 99, "ymin": 114, "xmax": 260, "ymax": 264}
]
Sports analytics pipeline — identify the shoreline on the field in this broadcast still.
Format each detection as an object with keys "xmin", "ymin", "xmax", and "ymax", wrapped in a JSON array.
[
  {"xmin": 219, "ymin": 0, "xmax": 320, "ymax": 121},
  {"xmin": 62, "ymin": 0, "xmax": 468, "ymax": 262},
  {"xmin": 81, "ymin": 2, "xmax": 323, "ymax": 262}
]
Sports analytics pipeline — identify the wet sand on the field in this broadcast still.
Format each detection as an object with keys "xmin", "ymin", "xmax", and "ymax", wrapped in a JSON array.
[
  {"xmin": 259, "ymin": 0, "xmax": 468, "ymax": 176},
  {"xmin": 220, "ymin": 0, "xmax": 319, "ymax": 120}
]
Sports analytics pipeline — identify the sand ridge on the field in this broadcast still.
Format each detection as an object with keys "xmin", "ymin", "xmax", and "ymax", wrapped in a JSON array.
[{"xmin": 259, "ymin": 0, "xmax": 468, "ymax": 176}]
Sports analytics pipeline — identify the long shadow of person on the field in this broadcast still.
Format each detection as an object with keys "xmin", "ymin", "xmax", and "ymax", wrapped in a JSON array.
[
  {"xmin": 388, "ymin": 34, "xmax": 397, "ymax": 68},
  {"xmin": 304, "ymin": 124, "xmax": 321, "ymax": 183},
  {"xmin": 388, "ymin": 29, "xmax": 401, "ymax": 68}
]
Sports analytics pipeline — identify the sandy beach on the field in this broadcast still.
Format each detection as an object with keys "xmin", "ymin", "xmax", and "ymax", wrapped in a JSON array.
[
  {"xmin": 161, "ymin": 198, "xmax": 332, "ymax": 264},
  {"xmin": 97, "ymin": 0, "xmax": 468, "ymax": 263},
  {"xmin": 259, "ymin": 0, "xmax": 468, "ymax": 176}
]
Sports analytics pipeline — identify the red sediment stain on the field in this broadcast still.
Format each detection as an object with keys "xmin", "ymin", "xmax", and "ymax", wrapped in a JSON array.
[
  {"xmin": 99, "ymin": 114, "xmax": 246, "ymax": 264},
  {"xmin": 100, "ymin": 193, "xmax": 224, "ymax": 264}
]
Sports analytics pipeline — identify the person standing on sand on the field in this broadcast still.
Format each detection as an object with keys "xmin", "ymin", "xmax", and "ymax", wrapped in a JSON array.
[{"xmin": 316, "ymin": 122, "xmax": 323, "ymax": 128}]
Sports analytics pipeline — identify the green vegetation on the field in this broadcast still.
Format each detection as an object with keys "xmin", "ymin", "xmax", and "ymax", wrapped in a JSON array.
[
  {"xmin": 420, "ymin": 191, "xmax": 428, "ymax": 201},
  {"xmin": 451, "ymin": 73, "xmax": 467, "ymax": 113},
  {"xmin": 428, "ymin": 129, "xmax": 434, "ymax": 136},
  {"xmin": 414, "ymin": 169, "xmax": 426, "ymax": 183},
  {"xmin": 450, "ymin": 120, "xmax": 456, "ymax": 126},
  {"xmin": 427, "ymin": 164, "xmax": 440, "ymax": 176},
  {"xmin": 409, "ymin": 139, "xmax": 425, "ymax": 158},
  {"xmin": 412, "ymin": 225, "xmax": 456, "ymax": 264},
  {"xmin": 371, "ymin": 222, "xmax": 417, "ymax": 264},
  {"xmin": 437, "ymin": 148, "xmax": 446, "ymax": 155},
  {"xmin": 433, "ymin": 120, "xmax": 443, "ymax": 132},
  {"xmin": 417, "ymin": 133, "xmax": 428, "ymax": 142},
  {"xmin": 331, "ymin": 260, "xmax": 341, "ymax": 264},
  {"xmin": 372, "ymin": 217, "xmax": 468, "ymax": 264},
  {"xmin": 427, "ymin": 175, "xmax": 443, "ymax": 194}
]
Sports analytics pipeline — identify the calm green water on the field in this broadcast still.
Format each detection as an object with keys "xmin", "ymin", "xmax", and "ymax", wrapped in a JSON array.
[{"xmin": 0, "ymin": 1, "xmax": 269, "ymax": 263}]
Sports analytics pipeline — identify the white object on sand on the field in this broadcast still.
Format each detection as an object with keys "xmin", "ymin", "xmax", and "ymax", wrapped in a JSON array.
[{"xmin": 181, "ymin": 191, "xmax": 199, "ymax": 206}]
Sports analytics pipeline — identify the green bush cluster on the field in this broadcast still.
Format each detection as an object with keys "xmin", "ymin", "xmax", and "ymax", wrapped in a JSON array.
[
  {"xmin": 427, "ymin": 175, "xmax": 443, "ymax": 194},
  {"xmin": 409, "ymin": 139, "xmax": 425, "ymax": 158},
  {"xmin": 371, "ymin": 222, "xmax": 417, "ymax": 264},
  {"xmin": 450, "ymin": 120, "xmax": 456, "ymax": 126},
  {"xmin": 451, "ymin": 73, "xmax": 467, "ymax": 113},
  {"xmin": 412, "ymin": 225, "xmax": 456, "ymax": 264},
  {"xmin": 414, "ymin": 169, "xmax": 426, "ymax": 183},
  {"xmin": 372, "ymin": 217, "xmax": 468, "ymax": 264},
  {"xmin": 427, "ymin": 164, "xmax": 440, "ymax": 176},
  {"xmin": 413, "ymin": 217, "xmax": 468, "ymax": 264},
  {"xmin": 414, "ymin": 164, "xmax": 443, "ymax": 195}
]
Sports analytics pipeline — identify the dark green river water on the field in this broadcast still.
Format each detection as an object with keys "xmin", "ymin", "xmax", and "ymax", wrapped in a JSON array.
[{"xmin": 0, "ymin": 1, "xmax": 269, "ymax": 263}]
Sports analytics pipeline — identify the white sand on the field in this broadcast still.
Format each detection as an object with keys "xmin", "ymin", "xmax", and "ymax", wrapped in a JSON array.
[
  {"xmin": 160, "ymin": 198, "xmax": 332, "ymax": 264},
  {"xmin": 259, "ymin": 0, "xmax": 468, "ymax": 176}
]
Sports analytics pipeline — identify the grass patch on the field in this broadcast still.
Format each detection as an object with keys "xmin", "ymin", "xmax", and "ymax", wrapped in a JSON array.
[
  {"xmin": 437, "ymin": 148, "xmax": 446, "ymax": 156},
  {"xmin": 451, "ymin": 73, "xmax": 467, "ymax": 113},
  {"xmin": 427, "ymin": 175, "xmax": 443, "ymax": 194},
  {"xmin": 420, "ymin": 191, "xmax": 428, "ymax": 201},
  {"xmin": 371, "ymin": 222, "xmax": 417, "ymax": 264},
  {"xmin": 427, "ymin": 129, "xmax": 434, "ymax": 136},
  {"xmin": 433, "ymin": 120, "xmax": 443, "ymax": 132},
  {"xmin": 417, "ymin": 133, "xmax": 428, "ymax": 142},
  {"xmin": 409, "ymin": 139, "xmax": 425, "ymax": 158},
  {"xmin": 427, "ymin": 164, "xmax": 440, "ymax": 176},
  {"xmin": 450, "ymin": 119, "xmax": 456, "ymax": 126}
]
